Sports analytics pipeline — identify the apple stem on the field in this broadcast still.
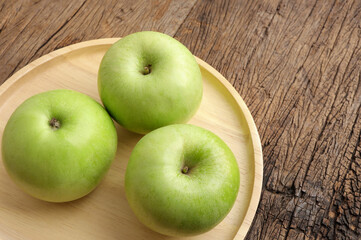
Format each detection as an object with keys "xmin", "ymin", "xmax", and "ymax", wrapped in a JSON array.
[
  {"xmin": 182, "ymin": 166, "xmax": 189, "ymax": 174},
  {"xmin": 142, "ymin": 65, "xmax": 152, "ymax": 75},
  {"xmin": 49, "ymin": 118, "xmax": 61, "ymax": 130}
]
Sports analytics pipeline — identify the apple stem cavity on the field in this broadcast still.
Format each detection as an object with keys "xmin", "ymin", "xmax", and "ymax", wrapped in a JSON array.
[
  {"xmin": 142, "ymin": 64, "xmax": 152, "ymax": 75},
  {"xmin": 182, "ymin": 166, "xmax": 189, "ymax": 174},
  {"xmin": 49, "ymin": 118, "xmax": 61, "ymax": 130}
]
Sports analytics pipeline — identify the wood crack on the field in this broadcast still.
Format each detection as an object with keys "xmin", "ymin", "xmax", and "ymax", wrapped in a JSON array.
[
  {"xmin": 30, "ymin": 0, "xmax": 87, "ymax": 61},
  {"xmin": 173, "ymin": 0, "xmax": 198, "ymax": 38},
  {"xmin": 4, "ymin": 58, "xmax": 22, "ymax": 81},
  {"xmin": 329, "ymin": 0, "xmax": 353, "ymax": 57}
]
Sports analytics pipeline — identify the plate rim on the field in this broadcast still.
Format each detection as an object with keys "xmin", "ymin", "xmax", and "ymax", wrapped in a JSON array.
[{"xmin": 0, "ymin": 38, "xmax": 263, "ymax": 240}]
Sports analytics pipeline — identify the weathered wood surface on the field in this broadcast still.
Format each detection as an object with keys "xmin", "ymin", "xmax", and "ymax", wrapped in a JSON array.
[{"xmin": 1, "ymin": 0, "xmax": 360, "ymax": 239}]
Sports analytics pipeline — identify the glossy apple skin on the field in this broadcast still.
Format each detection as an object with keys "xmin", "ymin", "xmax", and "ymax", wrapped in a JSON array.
[
  {"xmin": 125, "ymin": 124, "xmax": 240, "ymax": 237},
  {"xmin": 1, "ymin": 90, "xmax": 117, "ymax": 202},
  {"xmin": 98, "ymin": 31, "xmax": 203, "ymax": 134}
]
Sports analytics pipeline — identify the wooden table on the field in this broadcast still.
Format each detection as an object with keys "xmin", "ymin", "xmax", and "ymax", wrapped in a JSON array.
[{"xmin": 1, "ymin": 0, "xmax": 360, "ymax": 239}]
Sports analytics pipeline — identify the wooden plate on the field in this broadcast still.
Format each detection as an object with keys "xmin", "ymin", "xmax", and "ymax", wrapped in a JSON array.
[{"xmin": 0, "ymin": 39, "xmax": 263, "ymax": 240}]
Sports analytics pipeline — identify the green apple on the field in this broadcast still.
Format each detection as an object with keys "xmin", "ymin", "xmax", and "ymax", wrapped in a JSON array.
[
  {"xmin": 98, "ymin": 31, "xmax": 203, "ymax": 134},
  {"xmin": 125, "ymin": 124, "xmax": 240, "ymax": 236},
  {"xmin": 1, "ymin": 89, "xmax": 117, "ymax": 202}
]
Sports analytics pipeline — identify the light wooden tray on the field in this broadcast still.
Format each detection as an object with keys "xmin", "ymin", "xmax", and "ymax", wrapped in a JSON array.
[{"xmin": 0, "ymin": 39, "xmax": 263, "ymax": 240}]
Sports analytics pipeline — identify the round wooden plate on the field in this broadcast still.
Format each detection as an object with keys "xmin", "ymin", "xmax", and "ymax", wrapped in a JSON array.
[{"xmin": 0, "ymin": 39, "xmax": 263, "ymax": 240}]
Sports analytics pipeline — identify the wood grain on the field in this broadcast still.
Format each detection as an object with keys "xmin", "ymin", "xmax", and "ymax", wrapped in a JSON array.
[{"xmin": 1, "ymin": 0, "xmax": 361, "ymax": 239}]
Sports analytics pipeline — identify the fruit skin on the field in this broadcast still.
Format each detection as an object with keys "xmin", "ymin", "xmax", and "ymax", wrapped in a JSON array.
[
  {"xmin": 125, "ymin": 124, "xmax": 240, "ymax": 237},
  {"xmin": 1, "ymin": 89, "xmax": 118, "ymax": 202},
  {"xmin": 98, "ymin": 31, "xmax": 203, "ymax": 134}
]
